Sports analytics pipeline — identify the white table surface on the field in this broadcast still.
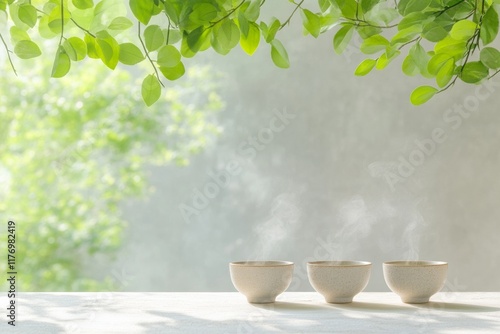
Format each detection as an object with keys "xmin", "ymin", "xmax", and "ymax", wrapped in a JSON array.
[{"xmin": 3, "ymin": 292, "xmax": 500, "ymax": 333}]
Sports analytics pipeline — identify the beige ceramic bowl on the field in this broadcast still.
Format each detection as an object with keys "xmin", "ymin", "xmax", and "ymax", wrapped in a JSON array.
[
  {"xmin": 383, "ymin": 261, "xmax": 448, "ymax": 304},
  {"xmin": 229, "ymin": 261, "xmax": 294, "ymax": 303},
  {"xmin": 307, "ymin": 261, "xmax": 372, "ymax": 303}
]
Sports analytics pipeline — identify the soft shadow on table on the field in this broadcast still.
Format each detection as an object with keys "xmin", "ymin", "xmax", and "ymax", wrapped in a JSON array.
[
  {"xmin": 143, "ymin": 311, "xmax": 281, "ymax": 334},
  {"xmin": 329, "ymin": 302, "xmax": 411, "ymax": 312},
  {"xmin": 411, "ymin": 302, "xmax": 500, "ymax": 313},
  {"xmin": 251, "ymin": 301, "xmax": 328, "ymax": 311},
  {"xmin": 251, "ymin": 301, "xmax": 410, "ymax": 313}
]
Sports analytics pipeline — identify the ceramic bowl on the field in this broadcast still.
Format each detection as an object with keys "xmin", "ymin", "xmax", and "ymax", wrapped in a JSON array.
[
  {"xmin": 383, "ymin": 261, "xmax": 448, "ymax": 304},
  {"xmin": 307, "ymin": 261, "xmax": 372, "ymax": 303},
  {"xmin": 229, "ymin": 261, "xmax": 294, "ymax": 303}
]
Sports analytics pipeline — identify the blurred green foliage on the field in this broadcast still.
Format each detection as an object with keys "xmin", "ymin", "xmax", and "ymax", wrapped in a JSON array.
[{"xmin": 0, "ymin": 56, "xmax": 223, "ymax": 291}]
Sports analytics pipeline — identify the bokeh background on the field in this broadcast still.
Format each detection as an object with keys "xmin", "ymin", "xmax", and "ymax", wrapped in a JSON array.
[{"xmin": 1, "ymin": 2, "xmax": 499, "ymax": 293}]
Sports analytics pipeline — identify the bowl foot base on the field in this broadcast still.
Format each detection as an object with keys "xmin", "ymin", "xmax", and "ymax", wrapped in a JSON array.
[
  {"xmin": 326, "ymin": 297, "xmax": 353, "ymax": 304},
  {"xmin": 247, "ymin": 298, "xmax": 276, "ymax": 304},
  {"xmin": 402, "ymin": 297, "xmax": 430, "ymax": 304}
]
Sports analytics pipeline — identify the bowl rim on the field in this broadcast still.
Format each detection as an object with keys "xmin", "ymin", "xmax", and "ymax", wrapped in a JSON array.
[
  {"xmin": 383, "ymin": 260, "xmax": 448, "ymax": 267},
  {"xmin": 307, "ymin": 260, "xmax": 372, "ymax": 267},
  {"xmin": 230, "ymin": 261, "xmax": 294, "ymax": 267}
]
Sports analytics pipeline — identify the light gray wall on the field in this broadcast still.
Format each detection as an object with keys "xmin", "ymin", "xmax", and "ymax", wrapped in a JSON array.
[{"xmin": 113, "ymin": 15, "xmax": 500, "ymax": 292}]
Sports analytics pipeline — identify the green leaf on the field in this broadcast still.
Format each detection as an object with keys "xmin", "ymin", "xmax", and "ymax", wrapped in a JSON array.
[
  {"xmin": 240, "ymin": 21, "xmax": 260, "ymax": 55},
  {"xmin": 409, "ymin": 43, "xmax": 430, "ymax": 75},
  {"xmin": 189, "ymin": 3, "xmax": 217, "ymax": 24},
  {"xmin": 51, "ymin": 48, "xmax": 71, "ymax": 78},
  {"xmin": 238, "ymin": 12, "xmax": 249, "ymax": 37},
  {"xmin": 164, "ymin": 29, "xmax": 182, "ymax": 45},
  {"xmin": 399, "ymin": 0, "xmax": 431, "ymax": 15},
  {"xmin": 48, "ymin": 5, "xmax": 71, "ymax": 34},
  {"xmin": 118, "ymin": 42, "xmax": 145, "ymax": 65},
  {"xmin": 73, "ymin": 0, "xmax": 94, "ymax": 10},
  {"xmin": 157, "ymin": 45, "xmax": 181, "ymax": 67},
  {"xmin": 364, "ymin": 5, "xmax": 398, "ymax": 26},
  {"xmin": 449, "ymin": 20, "xmax": 477, "ymax": 40},
  {"xmin": 398, "ymin": 12, "xmax": 431, "ymax": 30},
  {"xmin": 164, "ymin": 1, "xmax": 181, "ymax": 25},
  {"xmin": 38, "ymin": 15, "xmax": 58, "ymax": 39},
  {"xmin": 428, "ymin": 53, "xmax": 454, "ymax": 75},
  {"xmin": 335, "ymin": 0, "xmax": 357, "ymax": 18},
  {"xmin": 354, "ymin": 58, "xmax": 376, "ymax": 76},
  {"xmin": 129, "ymin": 0, "xmax": 154, "ymax": 25},
  {"xmin": 159, "ymin": 61, "xmax": 185, "ymax": 81},
  {"xmin": 96, "ymin": 31, "xmax": 120, "ymax": 69},
  {"xmin": 108, "ymin": 16, "xmax": 133, "ymax": 30},
  {"xmin": 14, "ymin": 40, "xmax": 41, "ymax": 59},
  {"xmin": 434, "ymin": 36, "xmax": 466, "ymax": 61},
  {"xmin": 422, "ymin": 22, "xmax": 449, "ymax": 42},
  {"xmin": 144, "ymin": 25, "xmax": 165, "ymax": 52},
  {"xmin": 360, "ymin": 35, "xmax": 389, "ymax": 54},
  {"xmin": 410, "ymin": 86, "xmax": 438, "ymax": 105},
  {"xmin": 184, "ymin": 27, "xmax": 211, "ymax": 55},
  {"xmin": 459, "ymin": 61, "xmax": 489, "ymax": 83},
  {"xmin": 141, "ymin": 74, "xmax": 161, "ymax": 106},
  {"xmin": 10, "ymin": 26, "xmax": 30, "ymax": 44},
  {"xmin": 402, "ymin": 54, "xmax": 420, "ymax": 76},
  {"xmin": 360, "ymin": 0, "xmax": 379, "ymax": 13},
  {"xmin": 480, "ymin": 47, "xmax": 500, "ymax": 69},
  {"xmin": 84, "ymin": 34, "xmax": 99, "ymax": 59},
  {"xmin": 63, "ymin": 37, "xmax": 87, "ymax": 61},
  {"xmin": 301, "ymin": 9, "xmax": 321, "ymax": 38},
  {"xmin": 391, "ymin": 26, "xmax": 421, "ymax": 45},
  {"xmin": 270, "ymin": 39, "xmax": 289, "ymax": 69},
  {"xmin": 244, "ymin": 0, "xmax": 260, "ymax": 22},
  {"xmin": 436, "ymin": 58, "xmax": 454, "ymax": 87},
  {"xmin": 18, "ymin": 4, "xmax": 37, "ymax": 28},
  {"xmin": 481, "ymin": 7, "xmax": 499, "ymax": 46},
  {"xmin": 318, "ymin": 0, "xmax": 331, "ymax": 12},
  {"xmin": 356, "ymin": 26, "xmax": 382, "ymax": 39},
  {"xmin": 376, "ymin": 50, "xmax": 401, "ymax": 70},
  {"xmin": 260, "ymin": 17, "xmax": 280, "ymax": 43},
  {"xmin": 333, "ymin": 25, "xmax": 354, "ymax": 54},
  {"xmin": 214, "ymin": 19, "xmax": 240, "ymax": 52}
]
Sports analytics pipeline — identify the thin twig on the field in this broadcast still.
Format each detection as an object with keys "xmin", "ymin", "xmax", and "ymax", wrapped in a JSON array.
[
  {"xmin": 436, "ymin": 0, "xmax": 466, "ymax": 17},
  {"xmin": 58, "ymin": 0, "xmax": 64, "ymax": 46},
  {"xmin": 166, "ymin": 18, "xmax": 171, "ymax": 45},
  {"xmin": 342, "ymin": 18, "xmax": 398, "ymax": 29},
  {"xmin": 138, "ymin": 24, "xmax": 165, "ymax": 88},
  {"xmin": 209, "ymin": 0, "xmax": 245, "ymax": 27},
  {"xmin": 70, "ymin": 18, "xmax": 96, "ymax": 38},
  {"xmin": 488, "ymin": 69, "xmax": 500, "ymax": 79},
  {"xmin": 280, "ymin": 0, "xmax": 305, "ymax": 30},
  {"xmin": 0, "ymin": 33, "xmax": 17, "ymax": 76},
  {"xmin": 398, "ymin": 37, "xmax": 421, "ymax": 50}
]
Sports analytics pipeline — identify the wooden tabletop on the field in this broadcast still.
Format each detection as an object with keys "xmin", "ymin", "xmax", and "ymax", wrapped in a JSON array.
[{"xmin": 3, "ymin": 292, "xmax": 500, "ymax": 333}]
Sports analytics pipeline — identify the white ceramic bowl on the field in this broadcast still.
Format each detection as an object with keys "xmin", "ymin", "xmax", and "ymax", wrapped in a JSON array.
[
  {"xmin": 229, "ymin": 261, "xmax": 294, "ymax": 303},
  {"xmin": 383, "ymin": 261, "xmax": 448, "ymax": 304},
  {"xmin": 307, "ymin": 261, "xmax": 372, "ymax": 303}
]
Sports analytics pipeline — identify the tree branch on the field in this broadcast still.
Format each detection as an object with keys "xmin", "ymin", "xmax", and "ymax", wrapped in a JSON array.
[
  {"xmin": 0, "ymin": 32, "xmax": 17, "ymax": 76},
  {"xmin": 70, "ymin": 18, "xmax": 96, "ymax": 38},
  {"xmin": 138, "ymin": 24, "xmax": 165, "ymax": 88},
  {"xmin": 209, "ymin": 0, "xmax": 245, "ymax": 27},
  {"xmin": 58, "ymin": 0, "xmax": 64, "ymax": 46},
  {"xmin": 280, "ymin": 0, "xmax": 305, "ymax": 30}
]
